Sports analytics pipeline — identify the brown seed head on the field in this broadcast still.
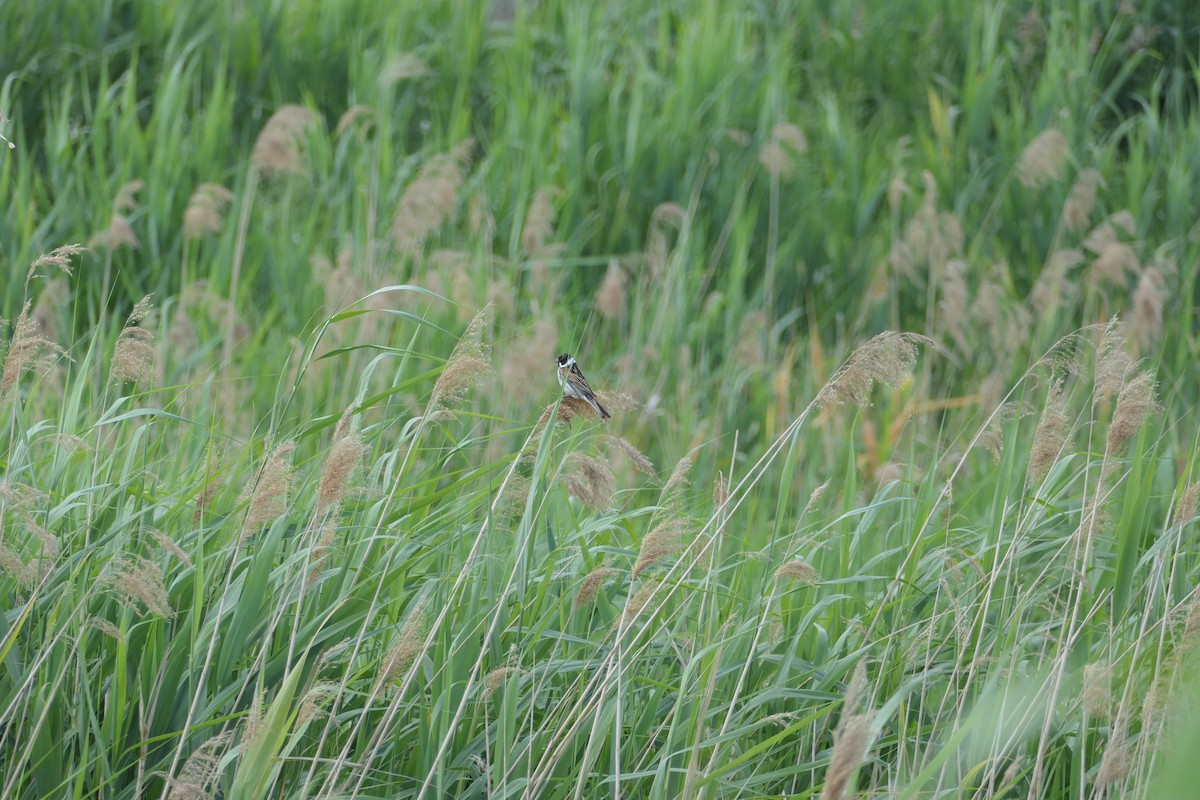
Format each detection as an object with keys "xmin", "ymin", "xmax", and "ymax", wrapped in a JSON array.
[
  {"xmin": 392, "ymin": 143, "xmax": 472, "ymax": 257},
  {"xmin": 106, "ymin": 556, "xmax": 174, "ymax": 618},
  {"xmin": 1094, "ymin": 319, "xmax": 1133, "ymax": 406},
  {"xmin": 775, "ymin": 559, "xmax": 822, "ymax": 586},
  {"xmin": 1130, "ymin": 267, "xmax": 1166, "ymax": 354},
  {"xmin": 482, "ymin": 666, "xmax": 525, "ymax": 699},
  {"xmin": 377, "ymin": 602, "xmax": 427, "ymax": 689},
  {"xmin": 89, "ymin": 213, "xmax": 140, "ymax": 250},
  {"xmin": 380, "ymin": 52, "xmax": 431, "ymax": 86},
  {"xmin": 251, "ymin": 105, "xmax": 321, "ymax": 177},
  {"xmin": 574, "ymin": 566, "xmax": 619, "ymax": 609},
  {"xmin": 759, "ymin": 122, "xmax": 808, "ymax": 179},
  {"xmin": 1081, "ymin": 661, "xmax": 1112, "ymax": 717},
  {"xmin": 595, "ymin": 258, "xmax": 628, "ymax": 320},
  {"xmin": 621, "ymin": 579, "xmax": 661, "ymax": 624},
  {"xmin": 111, "ymin": 295, "xmax": 156, "ymax": 386},
  {"xmin": 335, "ymin": 104, "xmax": 374, "ymax": 137},
  {"xmin": 26, "ymin": 243, "xmax": 87, "ymax": 285},
  {"xmin": 561, "ymin": 453, "xmax": 617, "ymax": 510},
  {"xmin": 1106, "ymin": 370, "xmax": 1158, "ymax": 455},
  {"xmin": 805, "ymin": 480, "xmax": 831, "ymax": 513},
  {"xmin": 822, "ymin": 713, "xmax": 871, "ymax": 800},
  {"xmin": 183, "ymin": 183, "xmax": 234, "ymax": 240},
  {"xmin": 150, "ymin": 529, "xmax": 192, "ymax": 566},
  {"xmin": 1017, "ymin": 128, "xmax": 1069, "ymax": 189},
  {"xmin": 602, "ymin": 436, "xmax": 656, "ymax": 477},
  {"xmin": 1176, "ymin": 482, "xmax": 1200, "ymax": 527},
  {"xmin": 239, "ymin": 441, "xmax": 296, "ymax": 540},
  {"xmin": 1029, "ymin": 380, "xmax": 1070, "ymax": 479},
  {"xmin": 165, "ymin": 732, "xmax": 230, "ymax": 800},
  {"xmin": 1031, "ymin": 249, "xmax": 1084, "ymax": 316},
  {"xmin": 820, "ymin": 331, "xmax": 930, "ymax": 409},
  {"xmin": 2, "ymin": 301, "xmax": 69, "ymax": 399},
  {"xmin": 522, "ymin": 186, "xmax": 560, "ymax": 257},
  {"xmin": 632, "ymin": 517, "xmax": 690, "ymax": 579},
  {"xmin": 432, "ymin": 307, "xmax": 492, "ymax": 411},
  {"xmin": 1094, "ymin": 715, "xmax": 1131, "ymax": 788},
  {"xmin": 317, "ymin": 425, "xmax": 367, "ymax": 509},
  {"xmin": 1063, "ymin": 168, "xmax": 1104, "ymax": 233}
]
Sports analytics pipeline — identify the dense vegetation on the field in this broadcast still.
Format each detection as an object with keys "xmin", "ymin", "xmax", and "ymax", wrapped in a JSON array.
[{"xmin": 2, "ymin": 1, "xmax": 1199, "ymax": 797}]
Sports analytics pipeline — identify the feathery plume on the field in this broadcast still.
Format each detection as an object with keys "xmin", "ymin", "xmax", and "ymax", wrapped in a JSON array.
[
  {"xmin": 335, "ymin": 104, "xmax": 374, "ymax": 137},
  {"xmin": 90, "ymin": 618, "xmax": 125, "ymax": 643},
  {"xmin": 483, "ymin": 666, "xmax": 525, "ymax": 699},
  {"xmin": 1083, "ymin": 211, "xmax": 1137, "ymax": 254},
  {"xmin": 822, "ymin": 661, "xmax": 873, "ymax": 800},
  {"xmin": 820, "ymin": 332, "xmax": 930, "ymax": 409},
  {"xmin": 376, "ymin": 603, "xmax": 427, "ymax": 689},
  {"xmin": 165, "ymin": 733, "xmax": 230, "ymax": 800},
  {"xmin": 149, "ymin": 529, "xmax": 192, "ymax": 567},
  {"xmin": 937, "ymin": 258, "xmax": 970, "ymax": 351},
  {"xmin": 2, "ymin": 301, "xmax": 69, "ymax": 399},
  {"xmin": 392, "ymin": 142, "xmax": 472, "ymax": 257},
  {"xmin": 1031, "ymin": 249, "xmax": 1084, "ymax": 316},
  {"xmin": 316, "ymin": 413, "xmax": 368, "ymax": 508},
  {"xmin": 251, "ymin": 105, "xmax": 321, "ymax": 177},
  {"xmin": 106, "ymin": 557, "xmax": 174, "ymax": 618},
  {"xmin": 0, "ymin": 543, "xmax": 34, "ymax": 588},
  {"xmin": 522, "ymin": 186, "xmax": 560, "ymax": 258},
  {"xmin": 621, "ymin": 580, "xmax": 661, "ymax": 624},
  {"xmin": 712, "ymin": 472, "xmax": 729, "ymax": 509},
  {"xmin": 561, "ymin": 453, "xmax": 617, "ymax": 510},
  {"xmin": 1130, "ymin": 266, "xmax": 1166, "ymax": 354},
  {"xmin": 110, "ymin": 295, "xmax": 156, "ymax": 386},
  {"xmin": 1175, "ymin": 482, "xmax": 1199, "ymax": 527},
  {"xmin": 1029, "ymin": 380, "xmax": 1070, "ymax": 479},
  {"xmin": 632, "ymin": 517, "xmax": 690, "ymax": 579},
  {"xmin": 602, "ymin": 435, "xmax": 655, "ymax": 476},
  {"xmin": 805, "ymin": 480, "xmax": 831, "ymax": 513},
  {"xmin": 1106, "ymin": 370, "xmax": 1158, "ymax": 454},
  {"xmin": 574, "ymin": 566, "xmax": 619, "ymax": 609},
  {"xmin": 183, "ymin": 183, "xmax": 234, "ymax": 240},
  {"xmin": 1081, "ymin": 661, "xmax": 1112, "ymax": 717},
  {"xmin": 26, "ymin": 243, "xmax": 86, "ymax": 285},
  {"xmin": 775, "ymin": 559, "xmax": 822, "ymax": 586},
  {"xmin": 1063, "ymin": 168, "xmax": 1104, "ymax": 233},
  {"xmin": 239, "ymin": 441, "xmax": 296, "ymax": 540},
  {"xmin": 646, "ymin": 202, "xmax": 687, "ymax": 278},
  {"xmin": 759, "ymin": 122, "xmax": 808, "ymax": 179},
  {"xmin": 1093, "ymin": 319, "xmax": 1133, "ymax": 405},
  {"xmin": 1094, "ymin": 714, "xmax": 1131, "ymax": 788},
  {"xmin": 432, "ymin": 306, "xmax": 491, "ymax": 411},
  {"xmin": 1016, "ymin": 128, "xmax": 1069, "ymax": 189},
  {"xmin": 89, "ymin": 214, "xmax": 139, "ymax": 250},
  {"xmin": 595, "ymin": 258, "xmax": 628, "ymax": 320},
  {"xmin": 380, "ymin": 52, "xmax": 431, "ymax": 87}
]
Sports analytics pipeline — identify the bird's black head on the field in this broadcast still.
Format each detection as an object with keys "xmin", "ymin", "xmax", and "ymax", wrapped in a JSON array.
[{"xmin": 556, "ymin": 353, "xmax": 572, "ymax": 366}]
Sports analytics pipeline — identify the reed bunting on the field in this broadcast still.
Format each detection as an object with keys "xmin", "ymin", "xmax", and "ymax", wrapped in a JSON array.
[{"xmin": 556, "ymin": 353, "xmax": 611, "ymax": 419}]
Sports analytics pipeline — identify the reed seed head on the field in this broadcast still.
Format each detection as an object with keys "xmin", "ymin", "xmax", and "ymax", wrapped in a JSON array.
[
  {"xmin": 621, "ymin": 579, "xmax": 661, "ymax": 624},
  {"xmin": 1063, "ymin": 168, "xmax": 1104, "ymax": 233},
  {"xmin": 775, "ymin": 559, "xmax": 822, "ymax": 586},
  {"xmin": 317, "ymin": 411, "xmax": 367, "ymax": 508},
  {"xmin": 595, "ymin": 258, "xmax": 628, "ymax": 320},
  {"xmin": 1017, "ymin": 128, "xmax": 1069, "ymax": 189},
  {"xmin": 1130, "ymin": 267, "xmax": 1166, "ymax": 354},
  {"xmin": 561, "ymin": 453, "xmax": 617, "ymax": 510},
  {"xmin": 602, "ymin": 435, "xmax": 655, "ymax": 476},
  {"xmin": 820, "ymin": 331, "xmax": 930, "ymax": 409},
  {"xmin": 432, "ymin": 307, "xmax": 492, "ymax": 411},
  {"xmin": 1176, "ymin": 482, "xmax": 1199, "ymax": 527},
  {"xmin": 26, "ymin": 243, "xmax": 86, "ymax": 285},
  {"xmin": 380, "ymin": 52, "xmax": 431, "ymax": 86},
  {"xmin": 252, "ymin": 104, "xmax": 321, "ymax": 177},
  {"xmin": 239, "ymin": 441, "xmax": 296, "ymax": 541},
  {"xmin": 1029, "ymin": 380, "xmax": 1070, "ymax": 479},
  {"xmin": 805, "ymin": 480, "xmax": 831, "ymax": 513},
  {"xmin": 377, "ymin": 603, "xmax": 427, "ymax": 689},
  {"xmin": 392, "ymin": 143, "xmax": 472, "ymax": 257},
  {"xmin": 574, "ymin": 566, "xmax": 619, "ymax": 609},
  {"xmin": 89, "ymin": 213, "xmax": 140, "ymax": 250},
  {"xmin": 106, "ymin": 556, "xmax": 174, "ymax": 618},
  {"xmin": 759, "ymin": 122, "xmax": 807, "ymax": 179},
  {"xmin": 632, "ymin": 517, "xmax": 690, "ymax": 578},
  {"xmin": 1106, "ymin": 370, "xmax": 1158, "ymax": 454},
  {"xmin": 165, "ymin": 733, "xmax": 230, "ymax": 800},
  {"xmin": 111, "ymin": 295, "xmax": 156, "ymax": 386},
  {"xmin": 2, "ymin": 301, "xmax": 69, "ymax": 400},
  {"xmin": 335, "ymin": 104, "xmax": 374, "ymax": 136},
  {"xmin": 183, "ymin": 183, "xmax": 234, "ymax": 240},
  {"xmin": 522, "ymin": 186, "xmax": 560, "ymax": 257},
  {"xmin": 1081, "ymin": 661, "xmax": 1112, "ymax": 717}
]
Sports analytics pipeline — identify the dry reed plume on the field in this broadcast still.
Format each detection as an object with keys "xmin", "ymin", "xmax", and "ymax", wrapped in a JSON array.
[
  {"xmin": 183, "ymin": 183, "xmax": 234, "ymax": 239},
  {"xmin": 376, "ymin": 603, "xmax": 427, "ymax": 690},
  {"xmin": 602, "ymin": 435, "xmax": 655, "ymax": 476},
  {"xmin": 1016, "ymin": 128, "xmax": 1069, "ymax": 189},
  {"xmin": 560, "ymin": 453, "xmax": 617, "ymax": 510},
  {"xmin": 392, "ymin": 141, "xmax": 473, "ymax": 257},
  {"xmin": 432, "ymin": 307, "xmax": 492, "ymax": 412},
  {"xmin": 522, "ymin": 186, "xmax": 560, "ymax": 257},
  {"xmin": 239, "ymin": 441, "xmax": 296, "ymax": 541},
  {"xmin": 820, "ymin": 331, "xmax": 930, "ymax": 409},
  {"xmin": 110, "ymin": 295, "xmax": 156, "ymax": 386},
  {"xmin": 106, "ymin": 556, "xmax": 174, "ymax": 618},
  {"xmin": 251, "ymin": 105, "xmax": 321, "ymax": 177},
  {"xmin": 1029, "ymin": 380, "xmax": 1070, "ymax": 479},
  {"xmin": 889, "ymin": 172, "xmax": 963, "ymax": 280},
  {"xmin": 805, "ymin": 480, "xmax": 830, "ymax": 513},
  {"xmin": 775, "ymin": 559, "xmax": 822, "ymax": 586},
  {"xmin": 759, "ymin": 122, "xmax": 808, "ymax": 179},
  {"xmin": 1105, "ymin": 370, "xmax": 1158, "ymax": 455},
  {"xmin": 574, "ymin": 566, "xmax": 619, "ymax": 610},
  {"xmin": 25, "ymin": 243, "xmax": 86, "ymax": 287},
  {"xmin": 646, "ymin": 202, "xmax": 687, "ymax": 278},
  {"xmin": 595, "ymin": 258, "xmax": 629, "ymax": 320},
  {"xmin": 2, "ymin": 300, "xmax": 69, "ymax": 400},
  {"xmin": 632, "ymin": 517, "xmax": 691, "ymax": 578},
  {"xmin": 380, "ymin": 52, "xmax": 431, "ymax": 86},
  {"xmin": 821, "ymin": 662, "xmax": 873, "ymax": 800},
  {"xmin": 335, "ymin": 104, "xmax": 374, "ymax": 137},
  {"xmin": 621, "ymin": 579, "xmax": 661, "ymax": 624},
  {"xmin": 317, "ymin": 412, "xmax": 368, "ymax": 509},
  {"xmin": 1063, "ymin": 168, "xmax": 1104, "ymax": 233},
  {"xmin": 1081, "ymin": 661, "xmax": 1112, "ymax": 718},
  {"xmin": 165, "ymin": 733, "xmax": 231, "ymax": 800},
  {"xmin": 1175, "ymin": 482, "xmax": 1200, "ymax": 527},
  {"xmin": 1130, "ymin": 266, "xmax": 1166, "ymax": 353}
]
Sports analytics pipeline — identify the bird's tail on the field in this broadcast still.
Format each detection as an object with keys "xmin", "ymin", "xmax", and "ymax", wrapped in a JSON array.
[{"xmin": 595, "ymin": 399, "xmax": 611, "ymax": 420}]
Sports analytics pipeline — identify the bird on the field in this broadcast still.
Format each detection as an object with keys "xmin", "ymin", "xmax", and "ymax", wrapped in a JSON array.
[{"xmin": 556, "ymin": 353, "xmax": 610, "ymax": 419}]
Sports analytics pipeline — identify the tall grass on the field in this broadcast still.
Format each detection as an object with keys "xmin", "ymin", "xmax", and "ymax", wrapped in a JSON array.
[{"xmin": 2, "ymin": 0, "xmax": 1199, "ymax": 797}]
